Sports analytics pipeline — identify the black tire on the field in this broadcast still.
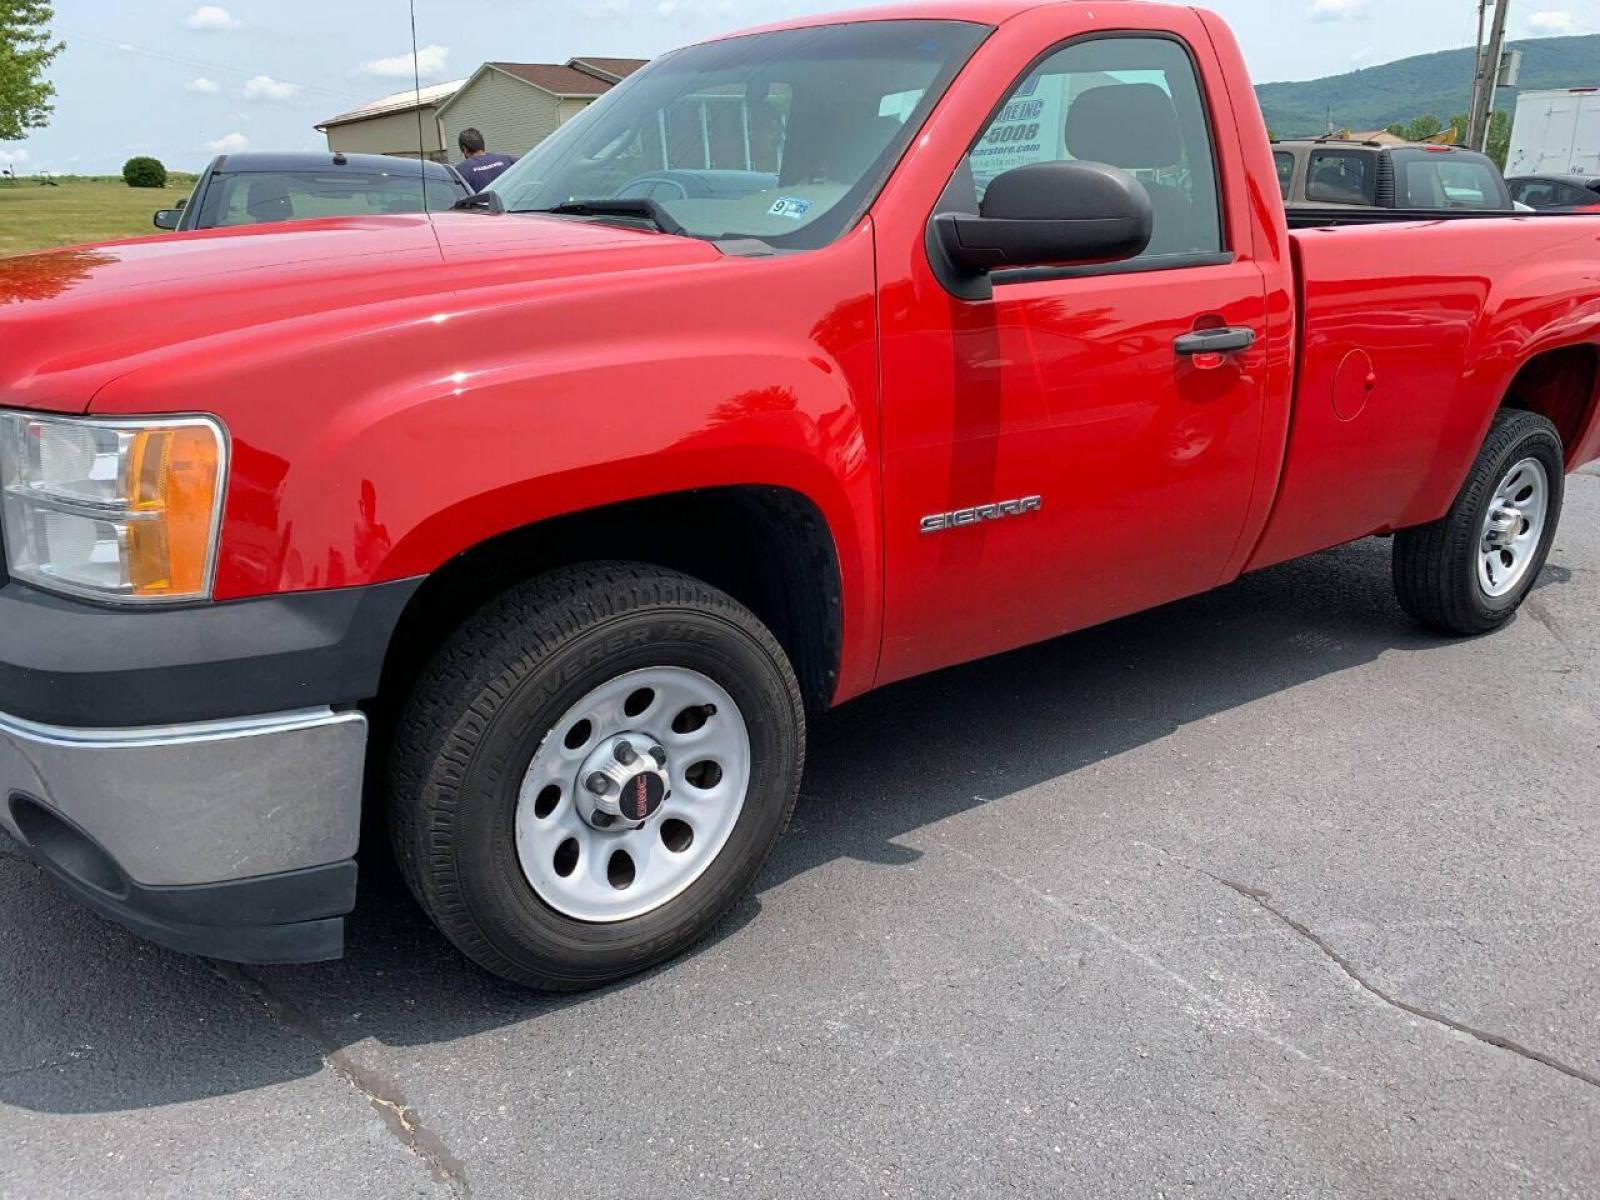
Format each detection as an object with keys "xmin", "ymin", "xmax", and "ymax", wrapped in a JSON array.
[
  {"xmin": 1393, "ymin": 408, "xmax": 1564, "ymax": 635},
  {"xmin": 388, "ymin": 562, "xmax": 805, "ymax": 990}
]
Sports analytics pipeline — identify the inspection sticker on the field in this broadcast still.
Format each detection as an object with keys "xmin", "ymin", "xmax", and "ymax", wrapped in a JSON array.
[{"xmin": 768, "ymin": 197, "xmax": 813, "ymax": 220}]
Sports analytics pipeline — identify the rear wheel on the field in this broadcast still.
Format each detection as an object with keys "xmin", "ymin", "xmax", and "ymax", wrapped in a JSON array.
[
  {"xmin": 389, "ymin": 563, "xmax": 804, "ymax": 990},
  {"xmin": 1393, "ymin": 408, "xmax": 1564, "ymax": 635}
]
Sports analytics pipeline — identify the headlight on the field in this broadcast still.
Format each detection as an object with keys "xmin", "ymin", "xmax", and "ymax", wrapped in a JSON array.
[{"xmin": 0, "ymin": 413, "xmax": 227, "ymax": 603}]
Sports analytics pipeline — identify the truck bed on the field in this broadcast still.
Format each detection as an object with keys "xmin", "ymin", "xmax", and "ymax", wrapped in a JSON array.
[
  {"xmin": 1286, "ymin": 207, "xmax": 1597, "ymax": 229},
  {"xmin": 1247, "ymin": 214, "xmax": 1600, "ymax": 570}
]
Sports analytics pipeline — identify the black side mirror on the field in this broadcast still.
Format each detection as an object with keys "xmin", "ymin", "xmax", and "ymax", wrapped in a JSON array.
[
  {"xmin": 932, "ymin": 160, "xmax": 1153, "ymax": 282},
  {"xmin": 152, "ymin": 209, "xmax": 182, "ymax": 230},
  {"xmin": 452, "ymin": 190, "xmax": 504, "ymax": 213}
]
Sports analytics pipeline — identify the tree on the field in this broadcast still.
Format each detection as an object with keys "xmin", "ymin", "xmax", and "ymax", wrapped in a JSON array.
[
  {"xmin": 1485, "ymin": 109, "xmax": 1512, "ymax": 172},
  {"xmin": 1397, "ymin": 115, "xmax": 1443, "ymax": 143},
  {"xmin": 0, "ymin": 1, "xmax": 63, "ymax": 142},
  {"xmin": 122, "ymin": 156, "xmax": 167, "ymax": 188}
]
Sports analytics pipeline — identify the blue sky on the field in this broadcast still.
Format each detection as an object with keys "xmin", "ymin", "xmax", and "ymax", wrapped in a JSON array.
[{"xmin": 4, "ymin": 0, "xmax": 1599, "ymax": 175}]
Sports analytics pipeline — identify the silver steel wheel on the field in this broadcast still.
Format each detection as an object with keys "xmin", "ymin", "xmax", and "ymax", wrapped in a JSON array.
[
  {"xmin": 1478, "ymin": 456, "xmax": 1549, "ymax": 598},
  {"xmin": 514, "ymin": 667, "xmax": 751, "ymax": 922}
]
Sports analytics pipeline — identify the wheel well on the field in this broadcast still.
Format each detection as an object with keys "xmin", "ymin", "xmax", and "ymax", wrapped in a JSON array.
[
  {"xmin": 1502, "ymin": 344, "xmax": 1600, "ymax": 462},
  {"xmin": 373, "ymin": 487, "xmax": 845, "ymax": 725}
]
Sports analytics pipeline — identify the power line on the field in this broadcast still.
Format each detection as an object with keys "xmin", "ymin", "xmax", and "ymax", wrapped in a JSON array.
[{"xmin": 59, "ymin": 26, "xmax": 367, "ymax": 103}]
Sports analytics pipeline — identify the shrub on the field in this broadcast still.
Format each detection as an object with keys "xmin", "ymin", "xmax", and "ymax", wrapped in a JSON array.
[{"xmin": 122, "ymin": 156, "xmax": 168, "ymax": 189}]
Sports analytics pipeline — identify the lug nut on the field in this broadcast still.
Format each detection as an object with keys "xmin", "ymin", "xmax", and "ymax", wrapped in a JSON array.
[
  {"xmin": 592, "ymin": 812, "xmax": 615, "ymax": 828},
  {"xmin": 586, "ymin": 772, "xmax": 610, "ymax": 794},
  {"xmin": 614, "ymin": 741, "xmax": 637, "ymax": 766},
  {"xmin": 649, "ymin": 746, "xmax": 667, "ymax": 768}
]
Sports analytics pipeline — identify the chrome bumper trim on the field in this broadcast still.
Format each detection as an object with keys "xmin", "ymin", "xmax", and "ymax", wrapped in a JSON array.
[
  {"xmin": 0, "ymin": 706, "xmax": 367, "ymax": 888},
  {"xmin": 0, "ymin": 706, "xmax": 355, "ymax": 748}
]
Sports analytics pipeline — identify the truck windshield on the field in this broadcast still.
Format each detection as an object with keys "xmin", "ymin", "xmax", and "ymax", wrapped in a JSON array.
[{"xmin": 487, "ymin": 20, "xmax": 989, "ymax": 249}]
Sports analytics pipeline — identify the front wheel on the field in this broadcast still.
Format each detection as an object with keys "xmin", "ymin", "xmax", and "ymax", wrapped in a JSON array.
[
  {"xmin": 1393, "ymin": 408, "xmax": 1565, "ymax": 635},
  {"xmin": 388, "ymin": 563, "xmax": 805, "ymax": 990}
]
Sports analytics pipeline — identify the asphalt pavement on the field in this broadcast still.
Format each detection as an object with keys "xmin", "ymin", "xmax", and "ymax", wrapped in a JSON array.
[{"xmin": 4, "ymin": 470, "xmax": 1599, "ymax": 1200}]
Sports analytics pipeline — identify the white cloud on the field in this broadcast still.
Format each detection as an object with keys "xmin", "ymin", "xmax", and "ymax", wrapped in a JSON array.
[
  {"xmin": 184, "ymin": 5, "xmax": 240, "ymax": 31},
  {"xmin": 186, "ymin": 77, "xmax": 220, "ymax": 94},
  {"xmin": 117, "ymin": 43, "xmax": 134, "ymax": 51},
  {"xmin": 581, "ymin": 0, "xmax": 630, "ymax": 13},
  {"xmin": 209, "ymin": 131, "xmax": 250, "ymax": 153},
  {"xmin": 1529, "ymin": 10, "xmax": 1582, "ymax": 34},
  {"xmin": 243, "ymin": 75, "xmax": 301, "ymax": 101},
  {"xmin": 1312, "ymin": 0, "xmax": 1371, "ymax": 20},
  {"xmin": 1349, "ymin": 46, "xmax": 1375, "ymax": 67},
  {"xmin": 0, "ymin": 148, "xmax": 30, "ymax": 165},
  {"xmin": 359, "ymin": 44, "xmax": 450, "ymax": 79}
]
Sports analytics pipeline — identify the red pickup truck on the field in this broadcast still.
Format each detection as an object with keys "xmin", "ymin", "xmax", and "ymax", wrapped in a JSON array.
[{"xmin": 3, "ymin": 2, "xmax": 1598, "ymax": 990}]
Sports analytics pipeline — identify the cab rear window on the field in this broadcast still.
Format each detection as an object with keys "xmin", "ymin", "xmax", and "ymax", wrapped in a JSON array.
[{"xmin": 1399, "ymin": 156, "xmax": 1507, "ymax": 210}]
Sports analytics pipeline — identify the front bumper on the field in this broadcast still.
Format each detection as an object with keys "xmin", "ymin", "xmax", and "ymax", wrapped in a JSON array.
[
  {"xmin": 1, "ymin": 706, "xmax": 366, "ymax": 962},
  {"xmin": 0, "ymin": 575, "xmax": 421, "ymax": 963}
]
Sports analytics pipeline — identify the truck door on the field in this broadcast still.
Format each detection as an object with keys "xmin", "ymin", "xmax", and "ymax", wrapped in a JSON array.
[{"xmin": 875, "ymin": 26, "xmax": 1272, "ymax": 683}]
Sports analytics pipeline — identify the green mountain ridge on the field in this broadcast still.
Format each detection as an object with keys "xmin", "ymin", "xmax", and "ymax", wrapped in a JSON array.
[{"xmin": 1256, "ymin": 34, "xmax": 1600, "ymax": 137}]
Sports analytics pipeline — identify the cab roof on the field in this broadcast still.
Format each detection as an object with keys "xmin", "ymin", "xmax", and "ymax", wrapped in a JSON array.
[{"xmin": 706, "ymin": 0, "xmax": 1182, "ymax": 39}]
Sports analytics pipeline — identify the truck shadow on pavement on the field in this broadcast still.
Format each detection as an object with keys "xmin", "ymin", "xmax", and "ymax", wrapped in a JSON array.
[{"xmin": 0, "ymin": 537, "xmax": 1573, "ymax": 1115}]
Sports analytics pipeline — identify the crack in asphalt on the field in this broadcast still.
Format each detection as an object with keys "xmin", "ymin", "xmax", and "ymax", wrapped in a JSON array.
[
  {"xmin": 0, "ymin": 835, "xmax": 35, "ymax": 867},
  {"xmin": 1206, "ymin": 874, "xmax": 1600, "ymax": 1094},
  {"xmin": 213, "ymin": 963, "xmax": 472, "ymax": 1197},
  {"xmin": 1522, "ymin": 594, "xmax": 1580, "ymax": 670},
  {"xmin": 940, "ymin": 840, "xmax": 1346, "ymax": 1078},
  {"xmin": 0, "ymin": 1048, "xmax": 93, "ymax": 1081}
]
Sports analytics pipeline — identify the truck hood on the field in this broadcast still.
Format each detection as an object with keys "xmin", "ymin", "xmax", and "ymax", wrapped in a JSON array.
[{"xmin": 0, "ymin": 211, "xmax": 720, "ymax": 412}]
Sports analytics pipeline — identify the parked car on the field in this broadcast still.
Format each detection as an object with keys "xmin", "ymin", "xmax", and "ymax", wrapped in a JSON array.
[
  {"xmin": 1507, "ymin": 174, "xmax": 1600, "ymax": 213},
  {"xmin": 5, "ymin": 1, "xmax": 1600, "ymax": 991},
  {"xmin": 1273, "ymin": 138, "xmax": 1514, "ymax": 212},
  {"xmin": 152, "ymin": 152, "xmax": 470, "ymax": 231}
]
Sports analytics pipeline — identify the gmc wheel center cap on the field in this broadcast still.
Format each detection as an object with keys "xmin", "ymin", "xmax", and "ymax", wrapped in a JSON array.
[
  {"xmin": 577, "ymin": 734, "xmax": 670, "ymax": 829},
  {"xmin": 619, "ymin": 773, "xmax": 666, "ymax": 822}
]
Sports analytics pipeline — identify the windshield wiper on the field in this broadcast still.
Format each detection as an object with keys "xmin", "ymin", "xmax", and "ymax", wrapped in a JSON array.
[{"xmin": 523, "ymin": 198, "xmax": 687, "ymax": 237}]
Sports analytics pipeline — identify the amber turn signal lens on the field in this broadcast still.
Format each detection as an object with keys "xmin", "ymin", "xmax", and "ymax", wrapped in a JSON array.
[{"xmin": 126, "ymin": 425, "xmax": 223, "ymax": 597}]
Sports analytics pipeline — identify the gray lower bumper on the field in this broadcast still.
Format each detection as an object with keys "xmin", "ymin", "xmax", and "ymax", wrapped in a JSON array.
[
  {"xmin": 0, "ymin": 706, "xmax": 366, "ymax": 887},
  {"xmin": 0, "ymin": 706, "xmax": 367, "ymax": 962}
]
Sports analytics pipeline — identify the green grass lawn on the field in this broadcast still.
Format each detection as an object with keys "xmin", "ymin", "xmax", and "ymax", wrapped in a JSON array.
[{"xmin": 0, "ymin": 177, "xmax": 198, "ymax": 257}]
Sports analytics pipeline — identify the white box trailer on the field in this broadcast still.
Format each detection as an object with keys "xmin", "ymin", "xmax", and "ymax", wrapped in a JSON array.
[{"xmin": 1507, "ymin": 88, "xmax": 1600, "ymax": 176}]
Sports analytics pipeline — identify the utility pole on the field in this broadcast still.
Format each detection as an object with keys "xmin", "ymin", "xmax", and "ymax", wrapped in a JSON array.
[
  {"xmin": 1466, "ymin": 0, "xmax": 1490, "ymax": 143},
  {"xmin": 1468, "ymin": 0, "xmax": 1512, "ymax": 152}
]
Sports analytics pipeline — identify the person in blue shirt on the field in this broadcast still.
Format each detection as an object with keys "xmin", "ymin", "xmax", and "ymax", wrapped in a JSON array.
[{"xmin": 456, "ymin": 128, "xmax": 517, "ymax": 193}]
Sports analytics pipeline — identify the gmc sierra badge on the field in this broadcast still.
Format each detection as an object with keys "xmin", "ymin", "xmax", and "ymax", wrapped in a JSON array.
[{"xmin": 920, "ymin": 495, "xmax": 1043, "ymax": 534}]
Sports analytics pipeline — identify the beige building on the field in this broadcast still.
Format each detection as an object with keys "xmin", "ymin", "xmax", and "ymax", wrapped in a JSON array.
[
  {"xmin": 316, "ymin": 80, "xmax": 467, "ymax": 162},
  {"xmin": 435, "ymin": 59, "xmax": 648, "ymax": 158},
  {"xmin": 317, "ymin": 57, "xmax": 648, "ymax": 164}
]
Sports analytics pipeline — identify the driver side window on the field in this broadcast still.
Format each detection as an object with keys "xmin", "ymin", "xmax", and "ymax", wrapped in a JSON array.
[{"xmin": 960, "ymin": 36, "xmax": 1224, "ymax": 261}]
